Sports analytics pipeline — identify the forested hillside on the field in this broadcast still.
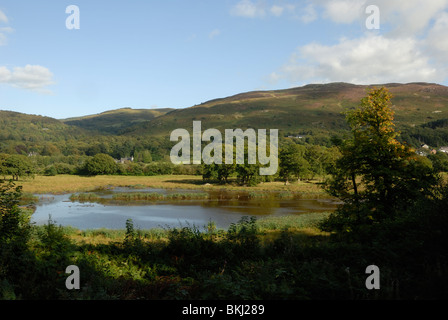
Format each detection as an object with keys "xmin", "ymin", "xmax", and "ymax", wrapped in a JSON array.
[
  {"xmin": 2, "ymin": 82, "xmax": 448, "ymax": 180},
  {"xmin": 62, "ymin": 107, "xmax": 174, "ymax": 134}
]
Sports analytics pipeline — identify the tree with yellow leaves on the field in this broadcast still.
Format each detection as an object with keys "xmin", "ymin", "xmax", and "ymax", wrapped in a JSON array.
[{"xmin": 323, "ymin": 87, "xmax": 439, "ymax": 233}]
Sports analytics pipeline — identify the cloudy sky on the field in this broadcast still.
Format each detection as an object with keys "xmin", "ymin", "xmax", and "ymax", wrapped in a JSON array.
[{"xmin": 1, "ymin": 0, "xmax": 448, "ymax": 118}]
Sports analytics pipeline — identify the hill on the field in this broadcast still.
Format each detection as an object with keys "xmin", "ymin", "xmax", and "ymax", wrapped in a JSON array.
[
  {"xmin": 61, "ymin": 107, "xmax": 174, "ymax": 134},
  {"xmin": 2, "ymin": 82, "xmax": 448, "ymax": 158},
  {"xmin": 122, "ymin": 82, "xmax": 448, "ymax": 145},
  {"xmin": 0, "ymin": 110, "xmax": 89, "ymax": 143}
]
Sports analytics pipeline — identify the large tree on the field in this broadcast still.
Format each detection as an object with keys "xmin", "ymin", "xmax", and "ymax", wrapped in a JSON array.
[
  {"xmin": 84, "ymin": 153, "xmax": 118, "ymax": 176},
  {"xmin": 324, "ymin": 87, "xmax": 439, "ymax": 232},
  {"xmin": 278, "ymin": 143, "xmax": 311, "ymax": 184},
  {"xmin": 1, "ymin": 154, "xmax": 34, "ymax": 181}
]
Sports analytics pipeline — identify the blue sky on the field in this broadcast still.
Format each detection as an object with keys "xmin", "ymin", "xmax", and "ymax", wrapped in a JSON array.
[{"xmin": 1, "ymin": 0, "xmax": 448, "ymax": 119}]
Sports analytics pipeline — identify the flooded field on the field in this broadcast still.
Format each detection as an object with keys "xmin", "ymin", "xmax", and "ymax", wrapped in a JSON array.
[{"xmin": 30, "ymin": 187, "xmax": 339, "ymax": 230}]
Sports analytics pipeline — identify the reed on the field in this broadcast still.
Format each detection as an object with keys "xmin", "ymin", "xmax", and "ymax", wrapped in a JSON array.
[
  {"xmin": 69, "ymin": 193, "xmax": 102, "ymax": 202},
  {"xmin": 111, "ymin": 192, "xmax": 209, "ymax": 201}
]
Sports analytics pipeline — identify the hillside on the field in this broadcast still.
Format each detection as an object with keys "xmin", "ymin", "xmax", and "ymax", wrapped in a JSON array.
[
  {"xmin": 123, "ymin": 82, "xmax": 448, "ymax": 143},
  {"xmin": 0, "ymin": 110, "xmax": 89, "ymax": 143},
  {"xmin": 61, "ymin": 107, "xmax": 174, "ymax": 134},
  {"xmin": 2, "ymin": 82, "xmax": 448, "ymax": 157}
]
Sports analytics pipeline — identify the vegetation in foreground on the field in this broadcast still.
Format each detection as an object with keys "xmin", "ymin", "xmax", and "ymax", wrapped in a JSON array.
[{"xmin": 0, "ymin": 177, "xmax": 447, "ymax": 300}]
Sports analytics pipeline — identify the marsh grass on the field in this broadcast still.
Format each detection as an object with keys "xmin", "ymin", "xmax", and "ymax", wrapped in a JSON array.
[
  {"xmin": 257, "ymin": 212, "xmax": 331, "ymax": 231},
  {"xmin": 17, "ymin": 175, "xmax": 330, "ymax": 199},
  {"xmin": 112, "ymin": 192, "xmax": 209, "ymax": 201},
  {"xmin": 62, "ymin": 213, "xmax": 330, "ymax": 245},
  {"xmin": 69, "ymin": 193, "xmax": 102, "ymax": 202}
]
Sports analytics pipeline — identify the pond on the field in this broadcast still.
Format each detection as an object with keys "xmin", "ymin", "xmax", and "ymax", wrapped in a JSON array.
[{"xmin": 30, "ymin": 187, "xmax": 339, "ymax": 230}]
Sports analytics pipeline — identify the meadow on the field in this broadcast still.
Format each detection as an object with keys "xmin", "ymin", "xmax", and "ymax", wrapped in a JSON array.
[{"xmin": 17, "ymin": 174, "xmax": 330, "ymax": 198}]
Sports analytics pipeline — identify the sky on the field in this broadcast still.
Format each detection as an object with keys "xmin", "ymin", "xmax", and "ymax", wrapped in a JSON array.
[{"xmin": 1, "ymin": 0, "xmax": 448, "ymax": 119}]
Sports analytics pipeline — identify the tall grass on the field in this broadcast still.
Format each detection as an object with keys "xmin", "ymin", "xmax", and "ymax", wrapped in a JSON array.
[
  {"xmin": 69, "ymin": 193, "xmax": 101, "ymax": 202},
  {"xmin": 112, "ymin": 192, "xmax": 209, "ymax": 201},
  {"xmin": 256, "ymin": 212, "xmax": 332, "ymax": 232},
  {"xmin": 17, "ymin": 174, "xmax": 331, "ymax": 198}
]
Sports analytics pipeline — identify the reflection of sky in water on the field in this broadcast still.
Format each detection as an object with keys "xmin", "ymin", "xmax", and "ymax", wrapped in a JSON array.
[{"xmin": 31, "ymin": 190, "xmax": 338, "ymax": 230}]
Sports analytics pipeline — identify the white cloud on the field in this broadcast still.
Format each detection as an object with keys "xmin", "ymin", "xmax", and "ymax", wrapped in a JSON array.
[
  {"xmin": 321, "ymin": 0, "xmax": 366, "ymax": 24},
  {"xmin": 0, "ymin": 66, "xmax": 11, "ymax": 82},
  {"xmin": 270, "ymin": 5, "xmax": 284, "ymax": 17},
  {"xmin": 209, "ymin": 29, "xmax": 221, "ymax": 39},
  {"xmin": 425, "ymin": 11, "xmax": 448, "ymax": 56},
  {"xmin": 0, "ymin": 10, "xmax": 8, "ymax": 24},
  {"xmin": 0, "ymin": 11, "xmax": 13, "ymax": 46},
  {"xmin": 275, "ymin": 35, "xmax": 441, "ymax": 85},
  {"xmin": 230, "ymin": 1, "xmax": 298, "ymax": 19},
  {"xmin": 230, "ymin": 0, "xmax": 266, "ymax": 18},
  {"xmin": 313, "ymin": 0, "xmax": 448, "ymax": 35},
  {"xmin": 300, "ymin": 4, "xmax": 318, "ymax": 23},
  {"xmin": 0, "ymin": 65, "xmax": 55, "ymax": 93},
  {"xmin": 267, "ymin": 0, "xmax": 448, "ymax": 85}
]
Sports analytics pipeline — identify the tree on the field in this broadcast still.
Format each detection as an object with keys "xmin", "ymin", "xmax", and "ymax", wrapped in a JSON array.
[
  {"xmin": 2, "ymin": 155, "xmax": 34, "ymax": 181},
  {"xmin": 0, "ymin": 180, "xmax": 30, "ymax": 243},
  {"xmin": 0, "ymin": 154, "xmax": 8, "ymax": 180},
  {"xmin": 134, "ymin": 150, "xmax": 152, "ymax": 163},
  {"xmin": 202, "ymin": 145, "xmax": 236, "ymax": 184},
  {"xmin": 84, "ymin": 153, "xmax": 118, "ymax": 176},
  {"xmin": 236, "ymin": 162, "xmax": 260, "ymax": 186},
  {"xmin": 279, "ymin": 143, "xmax": 311, "ymax": 184},
  {"xmin": 428, "ymin": 152, "xmax": 448, "ymax": 173},
  {"xmin": 202, "ymin": 162, "xmax": 218, "ymax": 181},
  {"xmin": 323, "ymin": 87, "xmax": 439, "ymax": 232}
]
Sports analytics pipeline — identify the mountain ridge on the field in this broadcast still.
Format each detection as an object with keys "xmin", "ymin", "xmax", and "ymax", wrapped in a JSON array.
[
  {"xmin": 119, "ymin": 82, "xmax": 448, "ymax": 139},
  {"xmin": 2, "ymin": 82, "xmax": 448, "ymax": 148}
]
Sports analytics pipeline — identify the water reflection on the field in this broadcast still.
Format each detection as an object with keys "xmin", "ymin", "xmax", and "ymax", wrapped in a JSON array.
[{"xmin": 30, "ymin": 188, "xmax": 339, "ymax": 230}]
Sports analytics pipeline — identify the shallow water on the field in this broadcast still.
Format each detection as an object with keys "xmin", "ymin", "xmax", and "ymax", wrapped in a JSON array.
[{"xmin": 30, "ymin": 188, "xmax": 339, "ymax": 230}]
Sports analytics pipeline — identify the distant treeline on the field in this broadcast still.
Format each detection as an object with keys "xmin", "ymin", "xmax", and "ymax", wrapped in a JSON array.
[
  {"xmin": 400, "ymin": 119, "xmax": 448, "ymax": 148},
  {"xmin": 2, "ymin": 108, "xmax": 448, "ymax": 185}
]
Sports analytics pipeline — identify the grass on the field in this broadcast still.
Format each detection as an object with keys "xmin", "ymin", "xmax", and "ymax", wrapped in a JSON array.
[
  {"xmin": 62, "ymin": 213, "xmax": 332, "ymax": 246},
  {"xmin": 111, "ymin": 192, "xmax": 209, "ymax": 201},
  {"xmin": 16, "ymin": 174, "xmax": 330, "ymax": 198},
  {"xmin": 63, "ymin": 226, "xmax": 169, "ymax": 245},
  {"xmin": 69, "ymin": 193, "xmax": 102, "ymax": 202},
  {"xmin": 257, "ymin": 212, "xmax": 332, "ymax": 232}
]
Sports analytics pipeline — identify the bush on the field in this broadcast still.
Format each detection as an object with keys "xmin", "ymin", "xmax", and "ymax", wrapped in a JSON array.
[
  {"xmin": 83, "ymin": 154, "xmax": 118, "ymax": 176},
  {"xmin": 44, "ymin": 166, "xmax": 58, "ymax": 176},
  {"xmin": 143, "ymin": 162, "xmax": 174, "ymax": 176}
]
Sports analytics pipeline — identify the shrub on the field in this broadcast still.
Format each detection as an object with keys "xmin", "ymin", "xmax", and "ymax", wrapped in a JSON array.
[{"xmin": 83, "ymin": 154, "xmax": 118, "ymax": 176}]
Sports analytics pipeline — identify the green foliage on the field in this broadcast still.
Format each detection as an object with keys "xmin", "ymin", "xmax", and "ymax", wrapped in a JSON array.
[
  {"xmin": 324, "ymin": 88, "xmax": 441, "ymax": 234},
  {"xmin": 134, "ymin": 150, "xmax": 153, "ymax": 163},
  {"xmin": 44, "ymin": 165, "xmax": 58, "ymax": 176},
  {"xmin": 226, "ymin": 216, "xmax": 260, "ymax": 257},
  {"xmin": 236, "ymin": 162, "xmax": 261, "ymax": 186},
  {"xmin": 0, "ymin": 154, "xmax": 34, "ymax": 181},
  {"xmin": 83, "ymin": 153, "xmax": 118, "ymax": 176},
  {"xmin": 428, "ymin": 152, "xmax": 448, "ymax": 172},
  {"xmin": 142, "ymin": 162, "xmax": 174, "ymax": 176},
  {"xmin": 279, "ymin": 143, "xmax": 311, "ymax": 183},
  {"xmin": 62, "ymin": 108, "xmax": 174, "ymax": 134},
  {"xmin": 0, "ymin": 181, "xmax": 30, "ymax": 243},
  {"xmin": 0, "ymin": 180, "xmax": 34, "ymax": 299}
]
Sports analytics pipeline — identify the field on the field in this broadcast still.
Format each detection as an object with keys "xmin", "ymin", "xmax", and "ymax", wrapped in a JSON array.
[{"xmin": 16, "ymin": 174, "xmax": 330, "ymax": 197}]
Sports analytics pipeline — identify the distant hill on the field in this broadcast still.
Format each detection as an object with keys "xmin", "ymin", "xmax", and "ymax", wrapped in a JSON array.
[
  {"xmin": 2, "ymin": 82, "xmax": 448, "ymax": 156},
  {"xmin": 61, "ymin": 107, "xmax": 174, "ymax": 134},
  {"xmin": 0, "ymin": 110, "xmax": 89, "ymax": 142},
  {"xmin": 122, "ymin": 82, "xmax": 448, "ymax": 142}
]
